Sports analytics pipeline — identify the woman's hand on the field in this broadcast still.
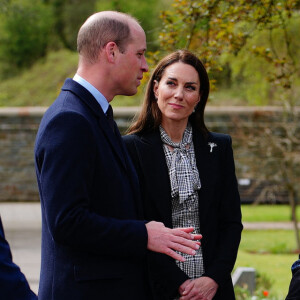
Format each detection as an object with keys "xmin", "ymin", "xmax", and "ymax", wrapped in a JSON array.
[
  {"xmin": 179, "ymin": 276, "xmax": 218, "ymax": 300},
  {"xmin": 179, "ymin": 279, "xmax": 192, "ymax": 295}
]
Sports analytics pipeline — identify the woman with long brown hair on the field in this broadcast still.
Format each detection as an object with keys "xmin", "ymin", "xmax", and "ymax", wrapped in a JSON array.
[{"xmin": 124, "ymin": 50, "xmax": 243, "ymax": 300}]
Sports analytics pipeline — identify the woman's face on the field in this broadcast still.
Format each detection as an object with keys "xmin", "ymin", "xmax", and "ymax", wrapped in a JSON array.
[{"xmin": 154, "ymin": 62, "xmax": 200, "ymax": 126}]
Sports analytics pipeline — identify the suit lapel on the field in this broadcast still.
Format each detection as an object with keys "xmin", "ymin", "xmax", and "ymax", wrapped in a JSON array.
[
  {"xmin": 140, "ymin": 131, "xmax": 173, "ymax": 227},
  {"xmin": 193, "ymin": 131, "xmax": 208, "ymax": 188},
  {"xmin": 97, "ymin": 115, "xmax": 128, "ymax": 171},
  {"xmin": 62, "ymin": 79, "xmax": 127, "ymax": 171},
  {"xmin": 193, "ymin": 130, "xmax": 214, "ymax": 226},
  {"xmin": 120, "ymin": 134, "xmax": 144, "ymax": 219}
]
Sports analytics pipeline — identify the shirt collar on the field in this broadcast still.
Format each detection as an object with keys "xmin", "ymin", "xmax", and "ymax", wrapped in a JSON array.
[{"xmin": 73, "ymin": 74, "xmax": 109, "ymax": 114}]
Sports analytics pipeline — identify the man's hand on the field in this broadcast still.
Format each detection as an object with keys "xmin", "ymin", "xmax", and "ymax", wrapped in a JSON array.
[
  {"xmin": 179, "ymin": 277, "xmax": 218, "ymax": 300},
  {"xmin": 146, "ymin": 221, "xmax": 202, "ymax": 261}
]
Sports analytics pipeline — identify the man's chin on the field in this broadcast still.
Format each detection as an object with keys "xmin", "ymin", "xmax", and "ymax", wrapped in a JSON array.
[{"xmin": 124, "ymin": 88, "xmax": 138, "ymax": 96}]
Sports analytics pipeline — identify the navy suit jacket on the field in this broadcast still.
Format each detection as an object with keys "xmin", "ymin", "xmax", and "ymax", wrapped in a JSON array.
[
  {"xmin": 0, "ymin": 216, "xmax": 37, "ymax": 300},
  {"xmin": 34, "ymin": 79, "xmax": 149, "ymax": 300},
  {"xmin": 124, "ymin": 129, "xmax": 243, "ymax": 299},
  {"xmin": 286, "ymin": 256, "xmax": 300, "ymax": 300}
]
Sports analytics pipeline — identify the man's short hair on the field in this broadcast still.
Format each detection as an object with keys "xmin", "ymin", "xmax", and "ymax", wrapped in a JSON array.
[{"xmin": 77, "ymin": 12, "xmax": 138, "ymax": 63}]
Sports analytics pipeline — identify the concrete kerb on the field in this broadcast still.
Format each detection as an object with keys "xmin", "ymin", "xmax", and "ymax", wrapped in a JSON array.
[{"xmin": 0, "ymin": 202, "xmax": 41, "ymax": 229}]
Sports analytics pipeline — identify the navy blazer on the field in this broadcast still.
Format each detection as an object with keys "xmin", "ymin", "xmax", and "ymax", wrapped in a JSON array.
[
  {"xmin": 0, "ymin": 216, "xmax": 37, "ymax": 300},
  {"xmin": 123, "ymin": 129, "xmax": 243, "ymax": 299},
  {"xmin": 34, "ymin": 79, "xmax": 149, "ymax": 300},
  {"xmin": 286, "ymin": 256, "xmax": 300, "ymax": 300}
]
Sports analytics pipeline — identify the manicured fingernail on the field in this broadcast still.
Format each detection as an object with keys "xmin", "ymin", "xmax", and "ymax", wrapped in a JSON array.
[
  {"xmin": 192, "ymin": 250, "xmax": 196, "ymax": 255},
  {"xmin": 195, "ymin": 244, "xmax": 200, "ymax": 249}
]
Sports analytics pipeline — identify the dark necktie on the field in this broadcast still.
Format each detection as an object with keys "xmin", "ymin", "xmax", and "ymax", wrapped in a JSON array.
[{"xmin": 106, "ymin": 104, "xmax": 115, "ymax": 133}]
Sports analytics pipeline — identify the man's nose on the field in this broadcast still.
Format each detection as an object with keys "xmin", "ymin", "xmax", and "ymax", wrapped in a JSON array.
[{"xmin": 141, "ymin": 57, "xmax": 149, "ymax": 72}]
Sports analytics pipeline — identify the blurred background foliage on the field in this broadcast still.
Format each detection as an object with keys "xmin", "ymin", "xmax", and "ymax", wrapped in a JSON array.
[
  {"xmin": 0, "ymin": 0, "xmax": 299, "ymax": 107},
  {"xmin": 155, "ymin": 0, "xmax": 300, "ymax": 109},
  {"xmin": 0, "ymin": 0, "xmax": 168, "ymax": 105}
]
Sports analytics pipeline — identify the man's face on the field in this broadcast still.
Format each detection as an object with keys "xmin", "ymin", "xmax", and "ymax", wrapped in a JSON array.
[{"xmin": 114, "ymin": 23, "xmax": 149, "ymax": 96}]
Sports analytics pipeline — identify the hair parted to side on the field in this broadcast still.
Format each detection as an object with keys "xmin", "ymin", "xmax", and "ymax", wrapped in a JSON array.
[
  {"xmin": 127, "ymin": 49, "xmax": 210, "ymax": 136},
  {"xmin": 77, "ymin": 11, "xmax": 139, "ymax": 63}
]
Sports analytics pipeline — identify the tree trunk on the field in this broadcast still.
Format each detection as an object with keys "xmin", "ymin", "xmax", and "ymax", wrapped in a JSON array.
[{"xmin": 289, "ymin": 187, "xmax": 300, "ymax": 251}]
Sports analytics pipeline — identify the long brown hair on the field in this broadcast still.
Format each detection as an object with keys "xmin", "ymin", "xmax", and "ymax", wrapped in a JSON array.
[{"xmin": 127, "ymin": 49, "xmax": 210, "ymax": 136}]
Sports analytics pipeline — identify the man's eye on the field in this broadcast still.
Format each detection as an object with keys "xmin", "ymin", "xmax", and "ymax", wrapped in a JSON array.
[{"xmin": 166, "ymin": 81, "xmax": 175, "ymax": 86}]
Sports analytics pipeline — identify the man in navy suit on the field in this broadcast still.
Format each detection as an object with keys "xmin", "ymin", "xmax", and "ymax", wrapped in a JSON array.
[
  {"xmin": 0, "ymin": 216, "xmax": 37, "ymax": 300},
  {"xmin": 34, "ymin": 11, "xmax": 201, "ymax": 300},
  {"xmin": 286, "ymin": 256, "xmax": 300, "ymax": 300}
]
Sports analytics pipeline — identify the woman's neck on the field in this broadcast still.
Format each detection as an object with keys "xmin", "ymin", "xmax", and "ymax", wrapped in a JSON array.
[{"xmin": 161, "ymin": 119, "xmax": 188, "ymax": 143}]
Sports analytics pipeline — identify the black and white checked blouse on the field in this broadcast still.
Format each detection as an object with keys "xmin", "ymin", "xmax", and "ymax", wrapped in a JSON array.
[{"xmin": 160, "ymin": 126, "xmax": 205, "ymax": 287}]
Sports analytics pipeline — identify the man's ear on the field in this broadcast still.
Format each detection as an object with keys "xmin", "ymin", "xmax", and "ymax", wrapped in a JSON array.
[{"xmin": 104, "ymin": 42, "xmax": 118, "ymax": 63}]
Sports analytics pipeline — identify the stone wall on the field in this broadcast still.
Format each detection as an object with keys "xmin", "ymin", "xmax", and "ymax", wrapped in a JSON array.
[
  {"xmin": 0, "ymin": 108, "xmax": 46, "ymax": 202},
  {"xmin": 0, "ymin": 106, "xmax": 299, "ymax": 203}
]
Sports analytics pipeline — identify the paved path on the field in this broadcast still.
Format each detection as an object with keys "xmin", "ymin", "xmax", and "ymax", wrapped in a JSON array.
[{"xmin": 0, "ymin": 202, "xmax": 298, "ymax": 295}]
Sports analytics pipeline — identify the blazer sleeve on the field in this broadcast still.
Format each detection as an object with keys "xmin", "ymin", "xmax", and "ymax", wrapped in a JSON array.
[
  {"xmin": 0, "ymin": 217, "xmax": 37, "ymax": 300},
  {"xmin": 35, "ymin": 112, "xmax": 147, "ymax": 258},
  {"xmin": 202, "ymin": 134, "xmax": 243, "ymax": 287}
]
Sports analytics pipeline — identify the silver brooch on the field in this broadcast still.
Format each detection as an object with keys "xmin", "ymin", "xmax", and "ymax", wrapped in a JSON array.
[{"xmin": 208, "ymin": 142, "xmax": 217, "ymax": 153}]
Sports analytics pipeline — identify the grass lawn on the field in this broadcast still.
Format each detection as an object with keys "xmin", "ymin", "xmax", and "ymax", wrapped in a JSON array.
[
  {"xmin": 235, "ymin": 249, "xmax": 295, "ymax": 299},
  {"xmin": 235, "ymin": 229, "xmax": 299, "ymax": 299},
  {"xmin": 241, "ymin": 204, "xmax": 300, "ymax": 222},
  {"xmin": 234, "ymin": 205, "xmax": 300, "ymax": 298}
]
